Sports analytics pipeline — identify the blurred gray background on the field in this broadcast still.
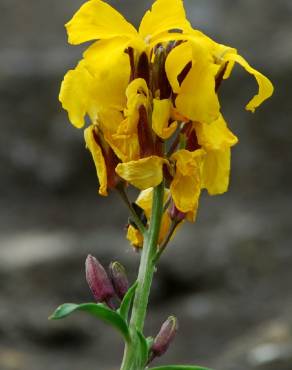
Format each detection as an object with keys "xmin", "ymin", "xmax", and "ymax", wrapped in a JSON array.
[{"xmin": 0, "ymin": 0, "xmax": 291, "ymax": 369}]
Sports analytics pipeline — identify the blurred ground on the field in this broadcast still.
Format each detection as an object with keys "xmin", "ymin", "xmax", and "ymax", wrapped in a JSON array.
[{"xmin": 0, "ymin": 0, "xmax": 291, "ymax": 369}]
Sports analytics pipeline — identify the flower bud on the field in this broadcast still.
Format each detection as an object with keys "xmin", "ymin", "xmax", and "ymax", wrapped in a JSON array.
[
  {"xmin": 85, "ymin": 255, "xmax": 115, "ymax": 305},
  {"xmin": 151, "ymin": 316, "xmax": 178, "ymax": 358},
  {"xmin": 109, "ymin": 261, "xmax": 129, "ymax": 300},
  {"xmin": 168, "ymin": 199, "xmax": 186, "ymax": 222}
]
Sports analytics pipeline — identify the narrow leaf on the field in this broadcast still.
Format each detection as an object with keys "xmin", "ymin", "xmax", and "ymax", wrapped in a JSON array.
[
  {"xmin": 149, "ymin": 366, "xmax": 212, "ymax": 370},
  {"xmin": 118, "ymin": 281, "xmax": 138, "ymax": 321},
  {"xmin": 49, "ymin": 303, "xmax": 130, "ymax": 342}
]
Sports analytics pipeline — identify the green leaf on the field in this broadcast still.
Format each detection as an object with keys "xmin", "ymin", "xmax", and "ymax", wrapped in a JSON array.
[
  {"xmin": 49, "ymin": 303, "xmax": 130, "ymax": 343},
  {"xmin": 136, "ymin": 330, "xmax": 149, "ymax": 367},
  {"xmin": 118, "ymin": 281, "xmax": 138, "ymax": 321},
  {"xmin": 149, "ymin": 366, "xmax": 212, "ymax": 370}
]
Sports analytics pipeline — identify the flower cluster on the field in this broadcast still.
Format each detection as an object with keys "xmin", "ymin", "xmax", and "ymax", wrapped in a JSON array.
[{"xmin": 60, "ymin": 0, "xmax": 273, "ymax": 247}]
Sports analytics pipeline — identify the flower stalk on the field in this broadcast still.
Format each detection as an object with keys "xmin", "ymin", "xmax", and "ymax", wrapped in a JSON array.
[{"xmin": 120, "ymin": 181, "xmax": 165, "ymax": 370}]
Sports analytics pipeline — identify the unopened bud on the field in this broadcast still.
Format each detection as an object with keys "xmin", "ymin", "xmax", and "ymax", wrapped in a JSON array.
[
  {"xmin": 109, "ymin": 261, "xmax": 129, "ymax": 300},
  {"xmin": 85, "ymin": 255, "xmax": 115, "ymax": 305},
  {"xmin": 168, "ymin": 200, "xmax": 186, "ymax": 222},
  {"xmin": 151, "ymin": 316, "xmax": 178, "ymax": 358}
]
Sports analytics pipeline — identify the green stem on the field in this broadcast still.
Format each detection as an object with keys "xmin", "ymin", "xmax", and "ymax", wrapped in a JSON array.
[
  {"xmin": 153, "ymin": 219, "xmax": 181, "ymax": 264},
  {"xmin": 120, "ymin": 181, "xmax": 165, "ymax": 370},
  {"xmin": 116, "ymin": 184, "xmax": 146, "ymax": 234}
]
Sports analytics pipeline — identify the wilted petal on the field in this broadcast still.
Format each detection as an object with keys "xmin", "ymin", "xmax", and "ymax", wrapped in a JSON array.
[
  {"xmin": 59, "ymin": 61, "xmax": 93, "ymax": 128},
  {"xmin": 223, "ymin": 52, "xmax": 274, "ymax": 112},
  {"xmin": 152, "ymin": 99, "xmax": 177, "ymax": 139},
  {"xmin": 170, "ymin": 149, "xmax": 205, "ymax": 213},
  {"xmin": 84, "ymin": 125, "xmax": 108, "ymax": 196},
  {"xmin": 127, "ymin": 225, "xmax": 143, "ymax": 248},
  {"xmin": 116, "ymin": 156, "xmax": 166, "ymax": 190},
  {"xmin": 195, "ymin": 114, "xmax": 238, "ymax": 151},
  {"xmin": 107, "ymin": 132, "xmax": 140, "ymax": 163},
  {"xmin": 202, "ymin": 148, "xmax": 231, "ymax": 195},
  {"xmin": 120, "ymin": 78, "xmax": 149, "ymax": 135}
]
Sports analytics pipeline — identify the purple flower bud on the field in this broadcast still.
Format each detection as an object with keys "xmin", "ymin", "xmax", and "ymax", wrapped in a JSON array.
[
  {"xmin": 85, "ymin": 255, "xmax": 115, "ymax": 305},
  {"xmin": 151, "ymin": 316, "xmax": 178, "ymax": 358},
  {"xmin": 168, "ymin": 199, "xmax": 186, "ymax": 222},
  {"xmin": 109, "ymin": 261, "xmax": 129, "ymax": 300}
]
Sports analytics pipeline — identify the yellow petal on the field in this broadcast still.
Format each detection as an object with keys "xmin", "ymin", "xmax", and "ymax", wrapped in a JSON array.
[
  {"xmin": 84, "ymin": 125, "xmax": 108, "ymax": 196},
  {"xmin": 202, "ymin": 148, "xmax": 231, "ymax": 195},
  {"xmin": 135, "ymin": 188, "xmax": 154, "ymax": 219},
  {"xmin": 119, "ymin": 78, "xmax": 149, "ymax": 134},
  {"xmin": 134, "ymin": 188, "xmax": 171, "ymax": 245},
  {"xmin": 65, "ymin": 0, "xmax": 137, "ymax": 45},
  {"xmin": 170, "ymin": 149, "xmax": 205, "ymax": 213},
  {"xmin": 115, "ymin": 156, "xmax": 166, "ymax": 190},
  {"xmin": 152, "ymin": 99, "xmax": 177, "ymax": 140},
  {"xmin": 165, "ymin": 41, "xmax": 193, "ymax": 94},
  {"xmin": 136, "ymin": 187, "xmax": 170, "ymax": 218},
  {"xmin": 127, "ymin": 225, "xmax": 143, "ymax": 248},
  {"xmin": 96, "ymin": 109, "xmax": 140, "ymax": 162},
  {"xmin": 59, "ymin": 61, "xmax": 93, "ymax": 128},
  {"xmin": 108, "ymin": 132, "xmax": 140, "ymax": 163},
  {"xmin": 223, "ymin": 52, "xmax": 274, "ymax": 112},
  {"xmin": 59, "ymin": 38, "xmax": 131, "ymax": 128},
  {"xmin": 139, "ymin": 0, "xmax": 191, "ymax": 41},
  {"xmin": 195, "ymin": 114, "xmax": 238, "ymax": 151},
  {"xmin": 174, "ymin": 41, "xmax": 220, "ymax": 123},
  {"xmin": 83, "ymin": 38, "xmax": 131, "ymax": 112},
  {"xmin": 159, "ymin": 213, "xmax": 172, "ymax": 245}
]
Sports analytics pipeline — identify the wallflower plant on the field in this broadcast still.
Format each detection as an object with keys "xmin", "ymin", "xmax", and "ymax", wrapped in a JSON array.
[{"xmin": 50, "ymin": 1, "xmax": 273, "ymax": 369}]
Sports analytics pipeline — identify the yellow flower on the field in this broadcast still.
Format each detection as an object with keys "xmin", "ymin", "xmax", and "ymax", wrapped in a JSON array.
[
  {"xmin": 127, "ymin": 188, "xmax": 172, "ymax": 248},
  {"xmin": 60, "ymin": 0, "xmax": 274, "ymax": 218},
  {"xmin": 60, "ymin": 0, "xmax": 198, "ymax": 133},
  {"xmin": 61, "ymin": 0, "xmax": 273, "ymax": 130}
]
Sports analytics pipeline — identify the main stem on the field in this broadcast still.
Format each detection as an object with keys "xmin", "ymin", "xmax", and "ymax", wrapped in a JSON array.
[{"xmin": 120, "ymin": 182, "xmax": 165, "ymax": 370}]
